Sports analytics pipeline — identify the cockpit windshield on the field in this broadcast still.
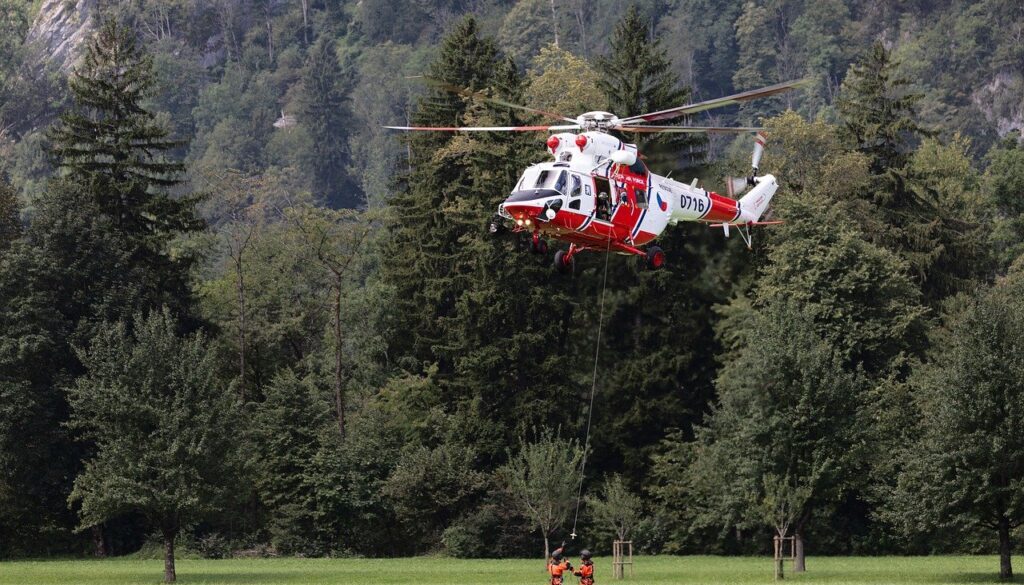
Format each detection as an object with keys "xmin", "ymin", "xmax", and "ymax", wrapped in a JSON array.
[
  {"xmin": 515, "ymin": 167, "xmax": 568, "ymax": 193},
  {"xmin": 507, "ymin": 167, "xmax": 569, "ymax": 203}
]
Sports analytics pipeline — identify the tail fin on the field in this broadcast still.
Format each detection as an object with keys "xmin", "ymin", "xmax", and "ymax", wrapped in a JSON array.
[{"xmin": 738, "ymin": 175, "xmax": 778, "ymax": 222}]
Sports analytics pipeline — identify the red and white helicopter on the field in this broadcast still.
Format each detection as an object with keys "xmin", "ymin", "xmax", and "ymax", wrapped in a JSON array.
[{"xmin": 387, "ymin": 79, "xmax": 807, "ymax": 274}]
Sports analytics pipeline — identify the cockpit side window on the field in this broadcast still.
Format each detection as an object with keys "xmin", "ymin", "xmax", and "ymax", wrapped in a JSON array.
[
  {"xmin": 635, "ymin": 188, "xmax": 648, "ymax": 209},
  {"xmin": 554, "ymin": 171, "xmax": 568, "ymax": 194},
  {"xmin": 569, "ymin": 174, "xmax": 581, "ymax": 197},
  {"xmin": 534, "ymin": 170, "xmax": 551, "ymax": 188}
]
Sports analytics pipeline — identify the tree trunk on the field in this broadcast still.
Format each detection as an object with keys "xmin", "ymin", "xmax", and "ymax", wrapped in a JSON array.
[
  {"xmin": 775, "ymin": 556, "xmax": 784, "ymax": 580},
  {"xmin": 333, "ymin": 281, "xmax": 345, "ymax": 438},
  {"xmin": 301, "ymin": 0, "xmax": 309, "ymax": 45},
  {"xmin": 91, "ymin": 524, "xmax": 106, "ymax": 557},
  {"xmin": 999, "ymin": 515, "xmax": 1013, "ymax": 581},
  {"xmin": 235, "ymin": 253, "xmax": 246, "ymax": 402},
  {"xmin": 544, "ymin": 534, "xmax": 550, "ymax": 565},
  {"xmin": 549, "ymin": 0, "xmax": 559, "ymax": 47},
  {"xmin": 265, "ymin": 1, "xmax": 274, "ymax": 62},
  {"xmin": 162, "ymin": 527, "xmax": 177, "ymax": 583},
  {"xmin": 793, "ymin": 529, "xmax": 806, "ymax": 573}
]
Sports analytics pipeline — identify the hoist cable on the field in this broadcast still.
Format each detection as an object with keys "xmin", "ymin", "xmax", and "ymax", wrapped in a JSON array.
[{"xmin": 570, "ymin": 231, "xmax": 613, "ymax": 539}]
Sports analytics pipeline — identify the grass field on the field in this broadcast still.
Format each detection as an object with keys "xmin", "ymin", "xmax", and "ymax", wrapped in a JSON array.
[{"xmin": 0, "ymin": 555, "xmax": 1013, "ymax": 585}]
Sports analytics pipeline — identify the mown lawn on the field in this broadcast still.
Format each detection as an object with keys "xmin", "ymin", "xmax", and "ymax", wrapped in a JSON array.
[{"xmin": 0, "ymin": 555, "xmax": 1011, "ymax": 585}]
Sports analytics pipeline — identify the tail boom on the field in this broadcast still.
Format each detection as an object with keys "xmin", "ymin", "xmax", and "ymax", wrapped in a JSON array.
[{"xmin": 737, "ymin": 174, "xmax": 777, "ymax": 223}]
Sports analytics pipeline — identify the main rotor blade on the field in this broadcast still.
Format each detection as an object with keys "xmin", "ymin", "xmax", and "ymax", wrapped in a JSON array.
[
  {"xmin": 384, "ymin": 124, "xmax": 581, "ymax": 132},
  {"xmin": 615, "ymin": 125, "xmax": 765, "ymax": 134},
  {"xmin": 412, "ymin": 76, "xmax": 578, "ymax": 124},
  {"xmin": 618, "ymin": 78, "xmax": 813, "ymax": 125}
]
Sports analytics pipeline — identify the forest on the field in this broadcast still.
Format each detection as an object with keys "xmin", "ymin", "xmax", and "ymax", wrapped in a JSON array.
[{"xmin": 1, "ymin": 0, "xmax": 1024, "ymax": 581}]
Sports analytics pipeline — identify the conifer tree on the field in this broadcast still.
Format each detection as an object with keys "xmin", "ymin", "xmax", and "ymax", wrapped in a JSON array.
[
  {"xmin": 47, "ymin": 18, "xmax": 202, "ymax": 316},
  {"xmin": 253, "ymin": 369, "xmax": 332, "ymax": 554},
  {"xmin": 0, "ymin": 176, "xmax": 18, "ymax": 252},
  {"xmin": 837, "ymin": 43, "xmax": 990, "ymax": 303},
  {"xmin": 382, "ymin": 20, "xmax": 581, "ymax": 461},
  {"xmin": 837, "ymin": 42, "xmax": 927, "ymax": 177},
  {"xmin": 0, "ymin": 19, "xmax": 203, "ymax": 553},
  {"xmin": 382, "ymin": 16, "xmax": 501, "ymax": 370},
  {"xmin": 595, "ymin": 5, "xmax": 704, "ymax": 160},
  {"xmin": 298, "ymin": 36, "xmax": 360, "ymax": 208},
  {"xmin": 383, "ymin": 17, "xmax": 518, "ymax": 370},
  {"xmin": 586, "ymin": 6, "xmax": 721, "ymax": 482},
  {"xmin": 0, "ymin": 181, "xmax": 147, "ymax": 555}
]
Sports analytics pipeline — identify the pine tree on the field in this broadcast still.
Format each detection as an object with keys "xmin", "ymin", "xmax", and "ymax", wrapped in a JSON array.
[
  {"xmin": 46, "ymin": 18, "xmax": 202, "ymax": 316},
  {"xmin": 253, "ymin": 369, "xmax": 332, "ymax": 554},
  {"xmin": 836, "ymin": 43, "xmax": 991, "ymax": 303},
  {"xmin": 0, "ymin": 181, "xmax": 147, "ymax": 555},
  {"xmin": 0, "ymin": 19, "xmax": 204, "ymax": 553},
  {"xmin": 837, "ymin": 42, "xmax": 928, "ymax": 177},
  {"xmin": 382, "ymin": 20, "xmax": 581, "ymax": 463},
  {"xmin": 298, "ymin": 36, "xmax": 361, "ymax": 208},
  {"xmin": 585, "ymin": 6, "xmax": 723, "ymax": 483},
  {"xmin": 0, "ymin": 175, "xmax": 18, "ymax": 252},
  {"xmin": 381, "ymin": 16, "xmax": 502, "ymax": 371},
  {"xmin": 595, "ymin": 5, "xmax": 704, "ymax": 162}
]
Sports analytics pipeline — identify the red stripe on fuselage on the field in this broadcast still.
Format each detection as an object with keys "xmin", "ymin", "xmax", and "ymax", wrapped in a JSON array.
[
  {"xmin": 538, "ymin": 210, "xmax": 657, "ymax": 248},
  {"xmin": 705, "ymin": 192, "xmax": 740, "ymax": 222}
]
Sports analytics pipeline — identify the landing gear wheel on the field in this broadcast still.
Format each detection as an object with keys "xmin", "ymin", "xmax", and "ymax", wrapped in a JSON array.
[
  {"xmin": 554, "ymin": 249, "xmax": 575, "ymax": 275},
  {"xmin": 530, "ymin": 237, "xmax": 548, "ymax": 255},
  {"xmin": 645, "ymin": 246, "xmax": 666, "ymax": 270}
]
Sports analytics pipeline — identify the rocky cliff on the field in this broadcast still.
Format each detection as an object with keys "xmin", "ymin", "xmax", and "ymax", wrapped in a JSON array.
[{"xmin": 25, "ymin": 0, "xmax": 98, "ymax": 72}]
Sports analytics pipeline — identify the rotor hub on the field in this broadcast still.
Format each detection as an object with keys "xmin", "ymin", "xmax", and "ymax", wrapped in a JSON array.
[{"xmin": 576, "ymin": 111, "xmax": 620, "ymax": 132}]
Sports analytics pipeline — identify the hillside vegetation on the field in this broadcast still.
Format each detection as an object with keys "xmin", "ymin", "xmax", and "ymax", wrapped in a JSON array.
[{"xmin": 1, "ymin": 1, "xmax": 1024, "ymax": 583}]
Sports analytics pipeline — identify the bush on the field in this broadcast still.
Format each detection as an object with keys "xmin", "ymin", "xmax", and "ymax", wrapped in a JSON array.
[
  {"xmin": 633, "ymin": 514, "xmax": 670, "ymax": 554},
  {"xmin": 194, "ymin": 533, "xmax": 231, "ymax": 559},
  {"xmin": 442, "ymin": 503, "xmax": 537, "ymax": 558}
]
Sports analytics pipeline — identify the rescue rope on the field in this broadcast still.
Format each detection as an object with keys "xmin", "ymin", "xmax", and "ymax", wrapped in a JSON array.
[{"xmin": 570, "ymin": 232, "xmax": 613, "ymax": 539}]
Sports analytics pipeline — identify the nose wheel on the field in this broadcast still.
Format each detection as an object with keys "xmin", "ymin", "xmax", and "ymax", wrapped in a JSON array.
[
  {"xmin": 553, "ymin": 244, "xmax": 580, "ymax": 275},
  {"xmin": 554, "ymin": 249, "xmax": 575, "ymax": 275}
]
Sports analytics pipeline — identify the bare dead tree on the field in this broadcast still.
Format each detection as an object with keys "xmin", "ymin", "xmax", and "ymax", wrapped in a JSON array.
[
  {"xmin": 549, "ymin": 0, "xmax": 560, "ymax": 48},
  {"xmin": 281, "ymin": 205, "xmax": 375, "ymax": 438},
  {"xmin": 299, "ymin": 0, "xmax": 309, "ymax": 45}
]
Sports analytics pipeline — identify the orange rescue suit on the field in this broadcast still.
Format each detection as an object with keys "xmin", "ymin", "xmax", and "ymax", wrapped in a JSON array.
[
  {"xmin": 574, "ymin": 560, "xmax": 594, "ymax": 585},
  {"xmin": 548, "ymin": 559, "xmax": 572, "ymax": 585}
]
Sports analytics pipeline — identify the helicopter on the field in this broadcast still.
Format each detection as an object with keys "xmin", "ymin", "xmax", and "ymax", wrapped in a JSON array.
[{"xmin": 386, "ymin": 79, "xmax": 808, "ymax": 274}]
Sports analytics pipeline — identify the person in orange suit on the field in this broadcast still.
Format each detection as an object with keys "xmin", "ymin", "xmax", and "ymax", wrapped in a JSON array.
[
  {"xmin": 573, "ymin": 549, "xmax": 594, "ymax": 585},
  {"xmin": 548, "ymin": 546, "xmax": 574, "ymax": 585}
]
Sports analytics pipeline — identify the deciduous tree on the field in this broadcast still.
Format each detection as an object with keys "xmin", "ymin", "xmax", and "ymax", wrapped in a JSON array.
[
  {"xmin": 68, "ymin": 311, "xmax": 241, "ymax": 583},
  {"xmin": 684, "ymin": 302, "xmax": 864, "ymax": 572},
  {"xmin": 886, "ymin": 268, "xmax": 1024, "ymax": 580},
  {"xmin": 586, "ymin": 474, "xmax": 642, "ymax": 542},
  {"xmin": 500, "ymin": 430, "xmax": 584, "ymax": 560}
]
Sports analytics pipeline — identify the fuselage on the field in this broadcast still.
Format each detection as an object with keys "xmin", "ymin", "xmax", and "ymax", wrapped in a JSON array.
[{"xmin": 500, "ymin": 131, "xmax": 773, "ymax": 253}]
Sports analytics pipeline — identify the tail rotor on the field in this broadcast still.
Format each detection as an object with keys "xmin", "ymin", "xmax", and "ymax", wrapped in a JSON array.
[
  {"xmin": 724, "ymin": 131, "xmax": 768, "ymax": 198},
  {"xmin": 751, "ymin": 131, "xmax": 766, "ymax": 173}
]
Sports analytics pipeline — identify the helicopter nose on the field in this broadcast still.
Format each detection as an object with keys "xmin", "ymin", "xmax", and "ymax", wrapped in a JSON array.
[{"xmin": 503, "ymin": 202, "xmax": 543, "ymax": 226}]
